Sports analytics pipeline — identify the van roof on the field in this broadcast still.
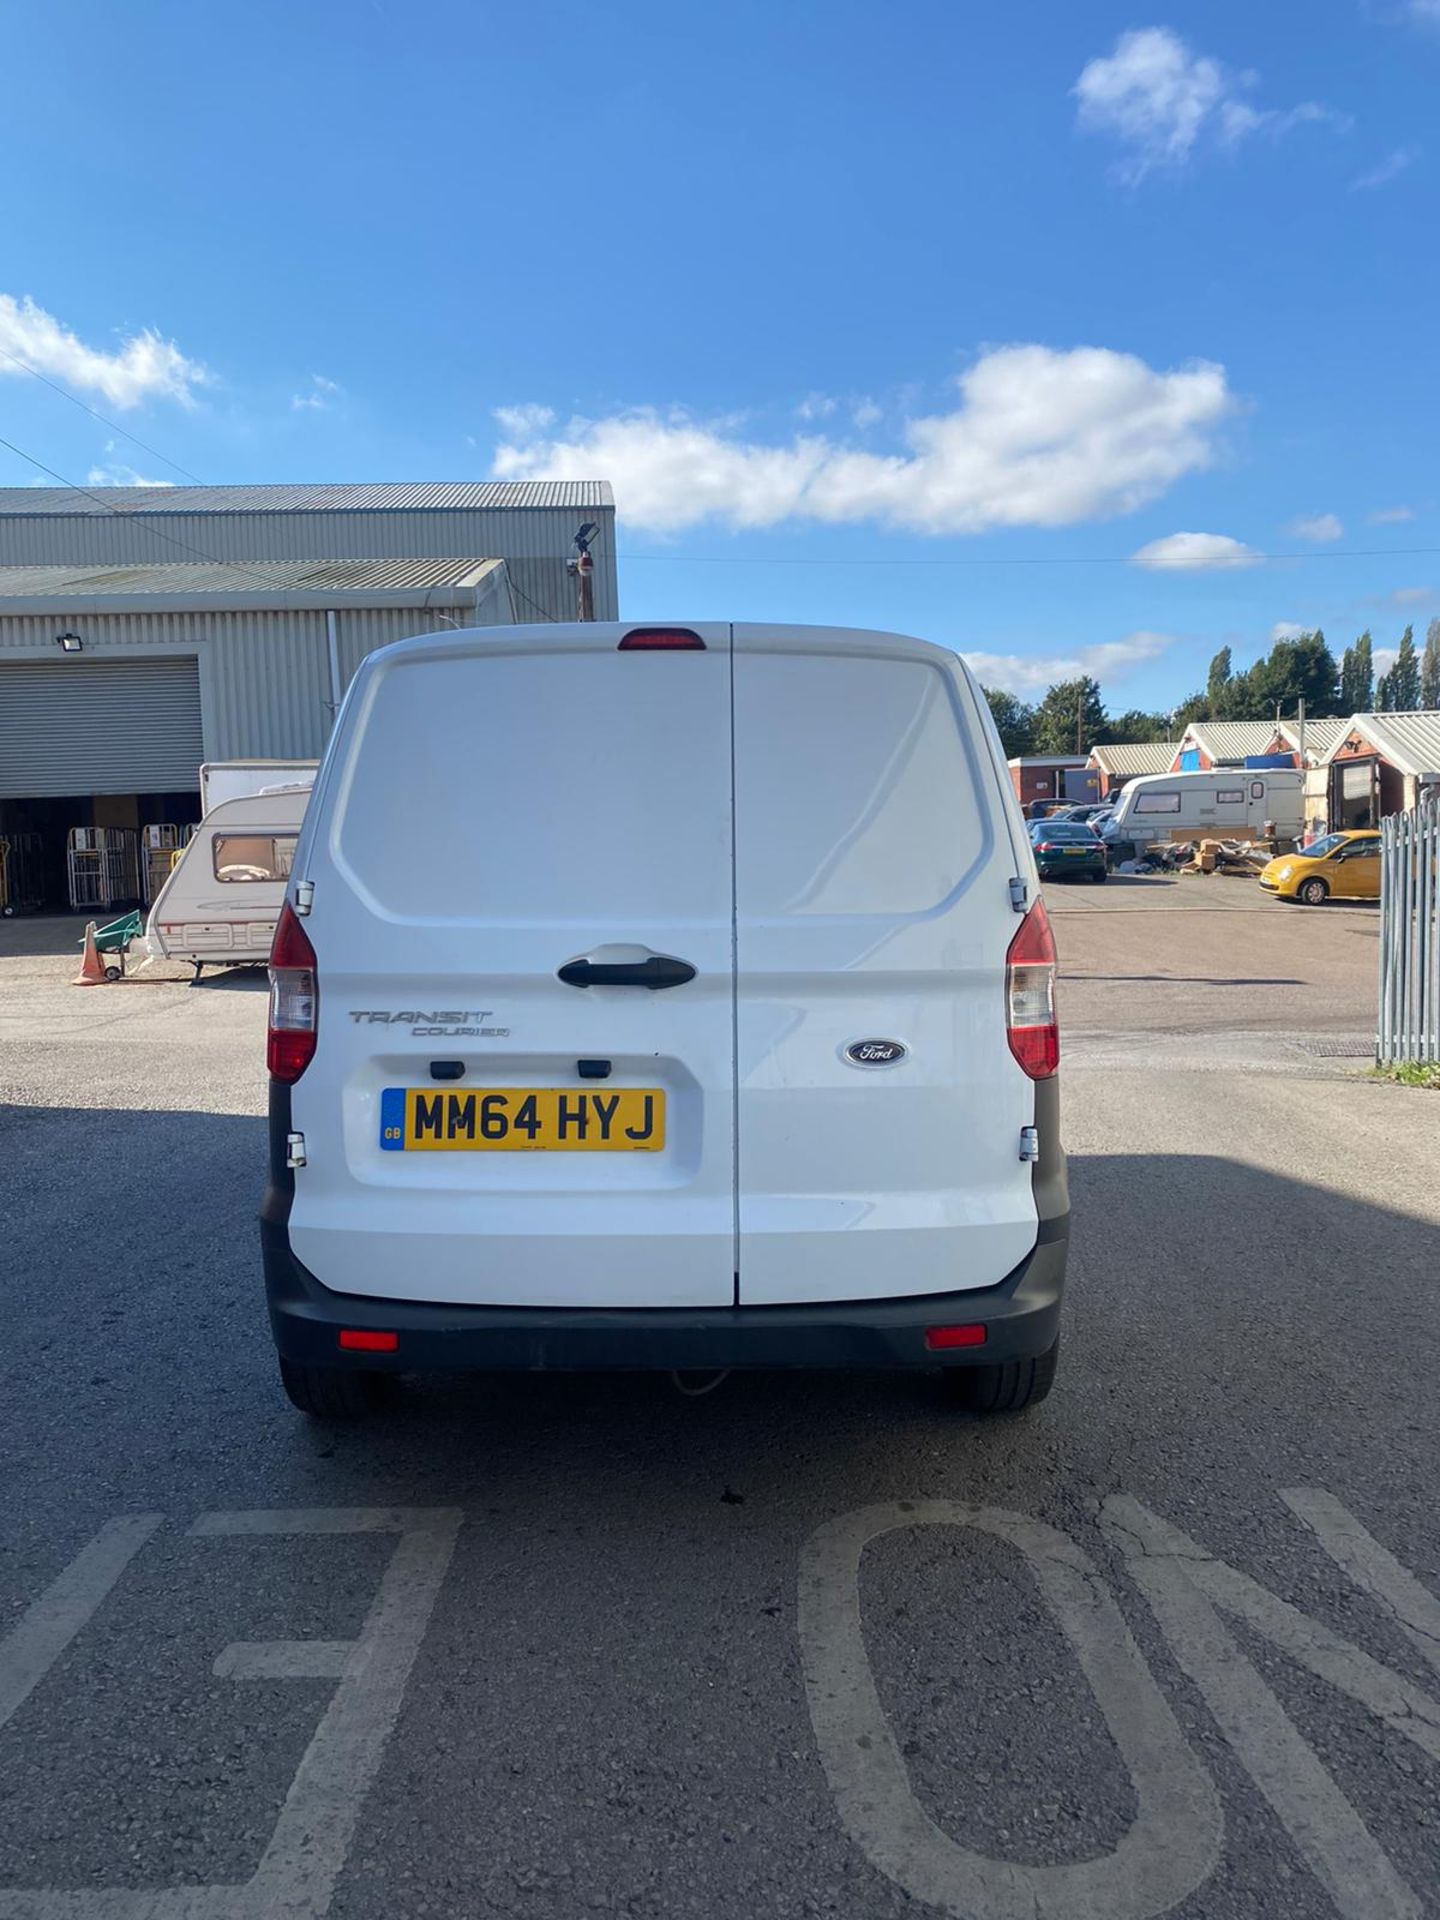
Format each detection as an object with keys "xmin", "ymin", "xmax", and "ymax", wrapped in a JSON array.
[{"xmin": 365, "ymin": 619, "xmax": 969, "ymax": 673}]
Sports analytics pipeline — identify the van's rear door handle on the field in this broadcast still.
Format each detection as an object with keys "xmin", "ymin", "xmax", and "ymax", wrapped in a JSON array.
[{"xmin": 557, "ymin": 954, "xmax": 696, "ymax": 989}]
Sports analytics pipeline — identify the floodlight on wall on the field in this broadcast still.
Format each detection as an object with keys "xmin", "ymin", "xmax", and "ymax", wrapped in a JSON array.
[{"xmin": 55, "ymin": 632, "xmax": 84, "ymax": 654}]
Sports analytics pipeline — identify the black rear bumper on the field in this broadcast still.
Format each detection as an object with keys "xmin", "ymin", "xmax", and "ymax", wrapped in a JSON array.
[
  {"xmin": 262, "ymin": 1216, "xmax": 1067, "ymax": 1373},
  {"xmin": 261, "ymin": 1079, "xmax": 1069, "ymax": 1373}
]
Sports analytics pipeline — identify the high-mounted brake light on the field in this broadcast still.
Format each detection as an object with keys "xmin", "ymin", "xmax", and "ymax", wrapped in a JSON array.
[
  {"xmin": 268, "ymin": 899, "xmax": 318, "ymax": 1083},
  {"xmin": 1005, "ymin": 898, "xmax": 1059, "ymax": 1080},
  {"xmin": 617, "ymin": 628, "xmax": 706, "ymax": 651}
]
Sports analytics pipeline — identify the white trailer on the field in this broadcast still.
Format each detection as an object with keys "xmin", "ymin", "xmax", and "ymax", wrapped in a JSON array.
[
  {"xmin": 145, "ymin": 788, "xmax": 312, "ymax": 978},
  {"xmin": 1105, "ymin": 767, "xmax": 1305, "ymax": 846}
]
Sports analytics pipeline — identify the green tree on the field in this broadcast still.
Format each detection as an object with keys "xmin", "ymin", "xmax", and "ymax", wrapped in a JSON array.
[
  {"xmin": 1108, "ymin": 708, "xmax": 1174, "ymax": 743},
  {"xmin": 1030, "ymin": 676, "xmax": 1107, "ymax": 755},
  {"xmin": 981, "ymin": 685, "xmax": 1035, "ymax": 759},
  {"xmin": 1340, "ymin": 631, "xmax": 1373, "ymax": 712},
  {"xmin": 1387, "ymin": 625, "xmax": 1421, "ymax": 709},
  {"xmin": 1249, "ymin": 631, "xmax": 1341, "ymax": 718},
  {"xmin": 1422, "ymin": 617, "xmax": 1440, "ymax": 709},
  {"xmin": 1172, "ymin": 689, "xmax": 1212, "ymax": 729},
  {"xmin": 1206, "ymin": 646, "xmax": 1232, "ymax": 711},
  {"xmin": 1375, "ymin": 669, "xmax": 1392, "ymax": 711}
]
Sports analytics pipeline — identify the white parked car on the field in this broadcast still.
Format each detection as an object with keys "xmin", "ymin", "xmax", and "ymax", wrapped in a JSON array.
[{"xmin": 262, "ymin": 623, "xmax": 1068, "ymax": 1417}]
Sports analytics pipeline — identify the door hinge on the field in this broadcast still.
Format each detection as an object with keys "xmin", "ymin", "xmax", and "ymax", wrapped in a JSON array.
[
  {"xmin": 1009, "ymin": 875, "xmax": 1030, "ymax": 913},
  {"xmin": 286, "ymin": 1131, "xmax": 308, "ymax": 1169},
  {"xmin": 294, "ymin": 880, "xmax": 314, "ymax": 916},
  {"xmin": 1019, "ymin": 1125, "xmax": 1039, "ymax": 1162}
]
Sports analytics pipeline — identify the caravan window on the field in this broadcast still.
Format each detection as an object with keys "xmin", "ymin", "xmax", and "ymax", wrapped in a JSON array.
[
  {"xmin": 1134, "ymin": 791, "xmax": 1181, "ymax": 814},
  {"xmin": 212, "ymin": 834, "xmax": 297, "ymax": 883},
  {"xmin": 1216, "ymin": 787, "xmax": 1245, "ymax": 806}
]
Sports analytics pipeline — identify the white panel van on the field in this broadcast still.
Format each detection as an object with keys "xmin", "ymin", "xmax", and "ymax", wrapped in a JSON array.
[{"xmin": 261, "ymin": 624, "xmax": 1068, "ymax": 1417}]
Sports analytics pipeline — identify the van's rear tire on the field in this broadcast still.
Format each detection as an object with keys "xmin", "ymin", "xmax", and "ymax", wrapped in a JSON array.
[
  {"xmin": 278, "ymin": 1356, "xmax": 394, "ymax": 1419},
  {"xmin": 942, "ymin": 1338, "xmax": 1059, "ymax": 1414}
]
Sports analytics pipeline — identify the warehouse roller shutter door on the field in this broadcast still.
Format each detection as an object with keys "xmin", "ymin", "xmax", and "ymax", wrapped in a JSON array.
[{"xmin": 0, "ymin": 657, "xmax": 204, "ymax": 797}]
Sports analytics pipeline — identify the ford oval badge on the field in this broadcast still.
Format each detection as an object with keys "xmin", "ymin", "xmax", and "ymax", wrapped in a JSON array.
[{"xmin": 844, "ymin": 1038, "xmax": 907, "ymax": 1067}]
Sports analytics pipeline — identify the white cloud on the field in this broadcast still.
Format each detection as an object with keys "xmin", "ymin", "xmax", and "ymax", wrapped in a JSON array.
[
  {"xmin": 795, "ymin": 392, "xmax": 838, "ymax": 421},
  {"xmin": 1271, "ymin": 621, "xmax": 1309, "ymax": 641},
  {"xmin": 1374, "ymin": 647, "xmax": 1398, "ymax": 678},
  {"xmin": 1391, "ymin": 585, "xmax": 1433, "ymax": 604},
  {"xmin": 965, "ymin": 631, "xmax": 1175, "ymax": 697},
  {"xmin": 1367, "ymin": 504, "xmax": 1414, "ymax": 524},
  {"xmin": 85, "ymin": 464, "xmax": 173, "ymax": 488},
  {"xmin": 1073, "ymin": 27, "xmax": 1341, "ymax": 181},
  {"xmin": 492, "ymin": 402, "xmax": 554, "ymax": 440},
  {"xmin": 492, "ymin": 346, "xmax": 1235, "ymax": 535},
  {"xmin": 1403, "ymin": 2, "xmax": 1440, "ymax": 23},
  {"xmin": 1351, "ymin": 145, "xmax": 1419, "ymax": 190},
  {"xmin": 851, "ymin": 398, "xmax": 882, "ymax": 428},
  {"xmin": 1289, "ymin": 511, "xmax": 1343, "ymax": 541},
  {"xmin": 0, "ymin": 293, "xmax": 208, "ymax": 408},
  {"xmin": 1131, "ymin": 531, "xmax": 1260, "ymax": 570},
  {"xmin": 291, "ymin": 373, "xmax": 342, "ymax": 412}
]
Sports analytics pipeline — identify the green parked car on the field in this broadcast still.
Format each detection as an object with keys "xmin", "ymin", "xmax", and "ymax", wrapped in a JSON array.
[{"xmin": 1028, "ymin": 818, "xmax": 1108, "ymax": 883}]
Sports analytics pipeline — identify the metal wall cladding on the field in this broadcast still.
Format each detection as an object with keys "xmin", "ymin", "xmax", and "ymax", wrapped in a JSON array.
[
  {"xmin": 0, "ymin": 507, "xmax": 619, "ymax": 623},
  {"xmin": 0, "ymin": 655, "xmax": 203, "ymax": 796},
  {"xmin": 330, "ymin": 584, "xmax": 512, "ymax": 696},
  {"xmin": 0, "ymin": 608, "xmax": 332, "ymax": 765}
]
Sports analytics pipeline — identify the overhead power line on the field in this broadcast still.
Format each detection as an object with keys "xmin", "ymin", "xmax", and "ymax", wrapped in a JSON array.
[
  {"xmin": 0, "ymin": 431, "xmax": 296, "ymax": 589},
  {"xmin": 617, "ymin": 545, "xmax": 1440, "ymax": 570},
  {"xmin": 0, "ymin": 346, "xmax": 205, "ymax": 484}
]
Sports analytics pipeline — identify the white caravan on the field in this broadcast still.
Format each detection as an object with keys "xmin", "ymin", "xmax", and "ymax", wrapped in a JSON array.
[
  {"xmin": 1105, "ymin": 767, "xmax": 1305, "ymax": 846},
  {"xmin": 147, "ymin": 787, "xmax": 312, "ymax": 978},
  {"xmin": 200, "ymin": 760, "xmax": 319, "ymax": 812},
  {"xmin": 261, "ymin": 623, "xmax": 1069, "ymax": 1418}
]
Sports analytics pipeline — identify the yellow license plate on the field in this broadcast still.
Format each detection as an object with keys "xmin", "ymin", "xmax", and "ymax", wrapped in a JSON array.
[{"xmin": 379, "ymin": 1086, "xmax": 665, "ymax": 1152}]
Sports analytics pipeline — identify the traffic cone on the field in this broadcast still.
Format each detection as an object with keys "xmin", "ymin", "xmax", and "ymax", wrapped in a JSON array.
[{"xmin": 73, "ymin": 922, "xmax": 107, "ymax": 986}]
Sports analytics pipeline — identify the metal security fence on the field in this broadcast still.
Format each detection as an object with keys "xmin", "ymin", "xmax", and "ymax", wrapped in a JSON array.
[{"xmin": 1378, "ymin": 799, "xmax": 1440, "ymax": 1064}]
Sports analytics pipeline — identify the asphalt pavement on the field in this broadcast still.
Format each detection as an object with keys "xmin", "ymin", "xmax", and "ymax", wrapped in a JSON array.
[{"xmin": 1, "ymin": 888, "xmax": 1437, "ymax": 1920}]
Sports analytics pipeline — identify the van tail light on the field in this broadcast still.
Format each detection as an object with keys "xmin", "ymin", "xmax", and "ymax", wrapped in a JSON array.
[
  {"xmin": 617, "ymin": 628, "xmax": 705, "ymax": 650},
  {"xmin": 268, "ymin": 900, "xmax": 318, "ymax": 1083},
  {"xmin": 1006, "ymin": 899, "xmax": 1059, "ymax": 1080}
]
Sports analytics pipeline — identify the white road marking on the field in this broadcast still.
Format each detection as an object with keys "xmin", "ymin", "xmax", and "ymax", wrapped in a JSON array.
[
  {"xmin": 212, "ymin": 1642, "xmax": 354, "ymax": 1681},
  {"xmin": 1282, "ymin": 1488, "xmax": 1440, "ymax": 1680},
  {"xmin": 0, "ymin": 1507, "xmax": 462, "ymax": 1920},
  {"xmin": 0, "ymin": 1516, "xmax": 163, "ymax": 1732},
  {"xmin": 798, "ymin": 1500, "xmax": 1222, "ymax": 1920},
  {"xmin": 1104, "ymin": 1493, "xmax": 1440, "ymax": 1920}
]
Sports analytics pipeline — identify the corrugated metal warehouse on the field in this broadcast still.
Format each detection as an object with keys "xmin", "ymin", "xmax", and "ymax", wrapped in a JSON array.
[{"xmin": 0, "ymin": 481, "xmax": 614, "ymax": 907}]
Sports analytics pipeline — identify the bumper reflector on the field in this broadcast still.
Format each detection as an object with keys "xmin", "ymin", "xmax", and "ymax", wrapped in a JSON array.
[
  {"xmin": 339, "ymin": 1329, "xmax": 398, "ymax": 1352},
  {"xmin": 924, "ymin": 1324, "xmax": 988, "ymax": 1351}
]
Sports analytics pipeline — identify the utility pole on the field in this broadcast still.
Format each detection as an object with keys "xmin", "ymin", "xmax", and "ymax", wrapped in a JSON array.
[
  {"xmin": 1076, "ymin": 690, "xmax": 1083, "ymax": 756},
  {"xmin": 567, "ymin": 521, "xmax": 598, "ymax": 622}
]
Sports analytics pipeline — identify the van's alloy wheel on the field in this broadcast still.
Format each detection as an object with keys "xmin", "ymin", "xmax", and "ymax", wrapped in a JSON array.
[
  {"xmin": 941, "ymin": 1338, "xmax": 1059, "ymax": 1414},
  {"xmin": 279, "ymin": 1357, "xmax": 395, "ymax": 1418},
  {"xmin": 1298, "ymin": 877, "xmax": 1329, "ymax": 906}
]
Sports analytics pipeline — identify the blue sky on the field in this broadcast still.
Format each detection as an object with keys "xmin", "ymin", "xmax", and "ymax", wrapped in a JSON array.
[{"xmin": 3, "ymin": 0, "xmax": 1438, "ymax": 713}]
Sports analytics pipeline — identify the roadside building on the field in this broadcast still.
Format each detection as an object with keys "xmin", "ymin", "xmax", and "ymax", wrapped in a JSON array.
[
  {"xmin": 1322, "ymin": 711, "xmax": 1440, "ymax": 829},
  {"xmin": 1006, "ymin": 754, "xmax": 1096, "ymax": 811},
  {"xmin": 1087, "ymin": 740, "xmax": 1179, "ymax": 798},
  {"xmin": 1256, "ymin": 717, "xmax": 1348, "ymax": 840},
  {"xmin": 0, "ymin": 481, "xmax": 614, "ymax": 907},
  {"xmin": 1168, "ymin": 720, "xmax": 1294, "ymax": 771}
]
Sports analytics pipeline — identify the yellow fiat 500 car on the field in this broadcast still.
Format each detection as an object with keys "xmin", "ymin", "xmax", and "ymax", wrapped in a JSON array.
[{"xmin": 1259, "ymin": 831, "xmax": 1381, "ymax": 905}]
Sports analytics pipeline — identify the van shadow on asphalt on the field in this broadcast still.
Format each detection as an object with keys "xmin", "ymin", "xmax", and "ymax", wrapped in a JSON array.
[{"xmin": 1, "ymin": 1102, "xmax": 1436, "ymax": 1528}]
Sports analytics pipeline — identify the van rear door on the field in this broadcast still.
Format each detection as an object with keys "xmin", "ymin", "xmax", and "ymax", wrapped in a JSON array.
[
  {"xmin": 731, "ymin": 627, "xmax": 1038, "ymax": 1305},
  {"xmin": 286, "ymin": 625, "xmax": 736, "ymax": 1309}
]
